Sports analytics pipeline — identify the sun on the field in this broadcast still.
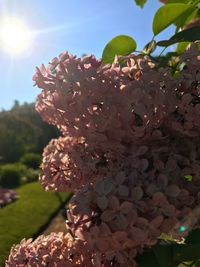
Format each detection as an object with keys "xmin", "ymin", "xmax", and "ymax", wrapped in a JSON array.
[{"xmin": 0, "ymin": 18, "xmax": 32, "ymax": 55}]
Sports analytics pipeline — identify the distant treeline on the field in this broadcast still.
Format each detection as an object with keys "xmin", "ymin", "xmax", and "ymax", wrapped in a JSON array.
[{"xmin": 0, "ymin": 101, "xmax": 60, "ymax": 163}]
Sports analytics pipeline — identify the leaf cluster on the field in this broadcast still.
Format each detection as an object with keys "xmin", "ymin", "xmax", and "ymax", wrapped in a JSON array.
[{"xmin": 102, "ymin": 0, "xmax": 200, "ymax": 65}]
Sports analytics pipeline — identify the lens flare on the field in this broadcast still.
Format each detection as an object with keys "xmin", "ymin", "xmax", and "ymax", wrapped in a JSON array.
[
  {"xmin": 179, "ymin": 225, "xmax": 186, "ymax": 232},
  {"xmin": 0, "ymin": 18, "xmax": 32, "ymax": 55}
]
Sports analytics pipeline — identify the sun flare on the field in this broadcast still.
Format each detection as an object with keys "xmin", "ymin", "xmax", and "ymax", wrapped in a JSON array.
[{"xmin": 0, "ymin": 18, "xmax": 31, "ymax": 54}]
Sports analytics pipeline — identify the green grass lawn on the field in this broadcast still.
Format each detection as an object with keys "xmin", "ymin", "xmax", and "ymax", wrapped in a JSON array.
[{"xmin": 0, "ymin": 182, "xmax": 71, "ymax": 266}]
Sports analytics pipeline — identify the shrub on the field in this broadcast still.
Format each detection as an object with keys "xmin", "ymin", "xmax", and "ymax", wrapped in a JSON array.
[
  {"xmin": 20, "ymin": 153, "xmax": 42, "ymax": 169},
  {"xmin": 22, "ymin": 168, "xmax": 40, "ymax": 183},
  {"xmin": 0, "ymin": 163, "xmax": 40, "ymax": 188},
  {"xmin": 0, "ymin": 164, "xmax": 23, "ymax": 188}
]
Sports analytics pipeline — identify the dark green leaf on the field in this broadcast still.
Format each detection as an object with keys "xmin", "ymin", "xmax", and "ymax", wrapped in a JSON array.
[
  {"xmin": 153, "ymin": 4, "xmax": 192, "ymax": 35},
  {"xmin": 153, "ymin": 245, "xmax": 174, "ymax": 267},
  {"xmin": 142, "ymin": 40, "xmax": 157, "ymax": 54},
  {"xmin": 136, "ymin": 250, "xmax": 161, "ymax": 267},
  {"xmin": 157, "ymin": 26, "xmax": 200, "ymax": 47},
  {"xmin": 186, "ymin": 229, "xmax": 200, "ymax": 245},
  {"xmin": 173, "ymin": 244, "xmax": 200, "ymax": 263},
  {"xmin": 102, "ymin": 35, "xmax": 137, "ymax": 64},
  {"xmin": 134, "ymin": 0, "xmax": 147, "ymax": 8},
  {"xmin": 137, "ymin": 242, "xmax": 200, "ymax": 267}
]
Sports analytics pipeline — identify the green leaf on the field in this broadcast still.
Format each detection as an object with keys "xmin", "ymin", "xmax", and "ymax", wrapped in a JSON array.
[
  {"xmin": 177, "ymin": 42, "xmax": 191, "ymax": 54},
  {"xmin": 178, "ymin": 261, "xmax": 196, "ymax": 267},
  {"xmin": 134, "ymin": 0, "xmax": 147, "ymax": 8},
  {"xmin": 165, "ymin": 1, "xmax": 198, "ymax": 30},
  {"xmin": 142, "ymin": 40, "xmax": 157, "ymax": 55},
  {"xmin": 174, "ymin": 7, "xmax": 197, "ymax": 29},
  {"xmin": 153, "ymin": 4, "xmax": 192, "ymax": 35},
  {"xmin": 184, "ymin": 174, "xmax": 193, "ymax": 181},
  {"xmin": 157, "ymin": 26, "xmax": 200, "ymax": 47},
  {"xmin": 166, "ymin": 0, "xmax": 191, "ymax": 4},
  {"xmin": 102, "ymin": 35, "xmax": 137, "ymax": 64}
]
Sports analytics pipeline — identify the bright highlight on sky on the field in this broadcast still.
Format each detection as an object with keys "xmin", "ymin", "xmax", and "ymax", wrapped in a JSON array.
[{"xmin": 0, "ymin": 19, "xmax": 31, "ymax": 54}]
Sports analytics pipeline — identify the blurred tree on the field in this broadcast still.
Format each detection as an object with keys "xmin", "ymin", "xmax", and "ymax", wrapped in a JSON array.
[{"xmin": 0, "ymin": 102, "xmax": 60, "ymax": 163}]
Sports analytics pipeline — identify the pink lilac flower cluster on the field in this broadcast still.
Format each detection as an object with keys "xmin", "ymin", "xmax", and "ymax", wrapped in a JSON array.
[
  {"xmin": 6, "ymin": 44, "xmax": 200, "ymax": 266},
  {"xmin": 6, "ymin": 232, "xmax": 94, "ymax": 267},
  {"xmin": 67, "ymin": 140, "xmax": 200, "ymax": 265},
  {"xmin": 0, "ymin": 188, "xmax": 18, "ymax": 207}
]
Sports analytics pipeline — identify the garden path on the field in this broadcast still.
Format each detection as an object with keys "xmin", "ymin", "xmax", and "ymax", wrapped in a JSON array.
[{"xmin": 42, "ymin": 208, "xmax": 67, "ymax": 235}]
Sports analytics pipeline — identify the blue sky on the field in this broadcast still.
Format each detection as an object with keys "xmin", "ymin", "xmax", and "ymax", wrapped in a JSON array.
[{"xmin": 0, "ymin": 0, "xmax": 174, "ymax": 110}]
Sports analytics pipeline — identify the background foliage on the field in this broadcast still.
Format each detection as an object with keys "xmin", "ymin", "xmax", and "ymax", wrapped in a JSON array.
[{"xmin": 0, "ymin": 102, "xmax": 59, "ymax": 164}]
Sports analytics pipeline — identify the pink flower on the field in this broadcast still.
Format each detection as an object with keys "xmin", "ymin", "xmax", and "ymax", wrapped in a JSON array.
[
  {"xmin": 0, "ymin": 188, "xmax": 18, "ymax": 207},
  {"xmin": 6, "ymin": 44, "xmax": 200, "ymax": 267}
]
